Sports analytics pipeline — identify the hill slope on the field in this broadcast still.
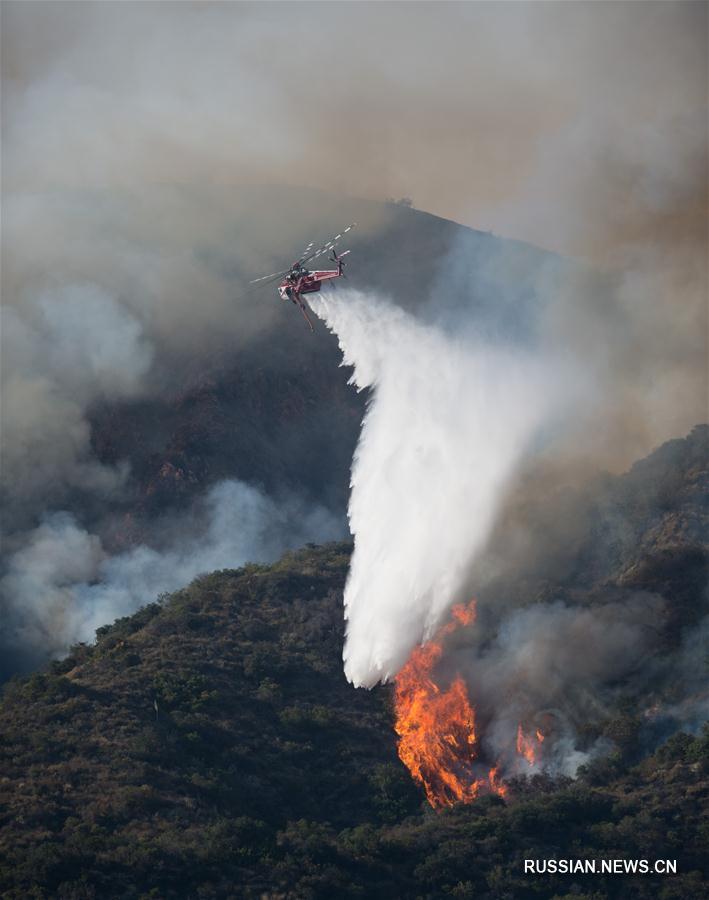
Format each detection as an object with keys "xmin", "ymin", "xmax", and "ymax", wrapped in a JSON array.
[
  {"xmin": 0, "ymin": 428, "xmax": 707, "ymax": 899},
  {"xmin": 85, "ymin": 185, "xmax": 557, "ymax": 541},
  {"xmin": 3, "ymin": 185, "xmax": 565, "ymax": 682}
]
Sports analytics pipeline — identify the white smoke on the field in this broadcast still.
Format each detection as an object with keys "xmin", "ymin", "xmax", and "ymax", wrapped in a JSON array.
[
  {"xmin": 309, "ymin": 290, "xmax": 572, "ymax": 687},
  {"xmin": 467, "ymin": 595, "xmax": 666, "ymax": 775},
  {"xmin": 1, "ymin": 282, "xmax": 152, "ymax": 509},
  {"xmin": 1, "ymin": 479, "xmax": 344, "ymax": 661}
]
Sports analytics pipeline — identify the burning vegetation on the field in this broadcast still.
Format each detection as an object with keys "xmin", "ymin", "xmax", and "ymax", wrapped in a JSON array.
[
  {"xmin": 393, "ymin": 601, "xmax": 505, "ymax": 808},
  {"xmin": 517, "ymin": 723, "xmax": 545, "ymax": 766},
  {"xmin": 394, "ymin": 600, "xmax": 548, "ymax": 809}
]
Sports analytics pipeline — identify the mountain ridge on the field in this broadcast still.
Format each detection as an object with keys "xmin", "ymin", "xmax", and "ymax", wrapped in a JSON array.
[{"xmin": 1, "ymin": 426, "xmax": 707, "ymax": 898}]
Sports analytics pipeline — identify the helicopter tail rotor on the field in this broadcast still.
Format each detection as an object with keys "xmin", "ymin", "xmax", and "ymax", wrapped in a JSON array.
[{"xmin": 329, "ymin": 248, "xmax": 351, "ymax": 274}]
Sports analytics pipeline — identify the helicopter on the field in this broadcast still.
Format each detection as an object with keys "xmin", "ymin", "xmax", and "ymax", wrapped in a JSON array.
[{"xmin": 249, "ymin": 224, "xmax": 355, "ymax": 331}]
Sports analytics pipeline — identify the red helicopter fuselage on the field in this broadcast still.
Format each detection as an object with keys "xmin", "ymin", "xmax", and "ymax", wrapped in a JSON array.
[
  {"xmin": 277, "ymin": 252, "xmax": 349, "ymax": 303},
  {"xmin": 248, "ymin": 225, "xmax": 354, "ymax": 332}
]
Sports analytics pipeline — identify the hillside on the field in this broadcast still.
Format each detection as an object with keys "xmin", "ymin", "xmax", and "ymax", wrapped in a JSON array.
[
  {"xmin": 4, "ymin": 185, "xmax": 570, "ymax": 684},
  {"xmin": 0, "ymin": 428, "xmax": 707, "ymax": 899},
  {"xmin": 83, "ymin": 185, "xmax": 556, "ymax": 544}
]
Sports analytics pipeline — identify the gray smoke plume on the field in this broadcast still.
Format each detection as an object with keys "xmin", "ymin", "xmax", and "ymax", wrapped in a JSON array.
[
  {"xmin": 460, "ymin": 595, "xmax": 668, "ymax": 775},
  {"xmin": 2, "ymin": 1, "xmax": 706, "ymax": 692},
  {"xmin": 1, "ymin": 479, "xmax": 344, "ymax": 673}
]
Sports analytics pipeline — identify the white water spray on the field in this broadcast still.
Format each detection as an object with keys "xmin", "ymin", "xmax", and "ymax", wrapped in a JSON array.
[{"xmin": 310, "ymin": 290, "xmax": 564, "ymax": 687}]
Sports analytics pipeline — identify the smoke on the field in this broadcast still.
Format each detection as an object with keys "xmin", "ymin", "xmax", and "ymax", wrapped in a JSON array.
[
  {"xmin": 1, "ymin": 1, "xmax": 705, "ymax": 686},
  {"xmin": 310, "ymin": 290, "xmax": 577, "ymax": 687},
  {"xmin": 2, "ymin": 282, "xmax": 151, "ymax": 510},
  {"xmin": 3, "ymin": 3, "xmax": 704, "ymax": 234},
  {"xmin": 463, "ymin": 595, "xmax": 667, "ymax": 775},
  {"xmin": 0, "ymin": 479, "xmax": 344, "ymax": 676},
  {"xmin": 310, "ymin": 272, "xmax": 705, "ymax": 772}
]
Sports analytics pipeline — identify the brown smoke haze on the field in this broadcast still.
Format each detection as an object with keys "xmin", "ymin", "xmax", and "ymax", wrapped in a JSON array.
[
  {"xmin": 3, "ymin": 1, "xmax": 706, "ymax": 450},
  {"xmin": 2, "ymin": 3, "xmax": 704, "ymax": 242}
]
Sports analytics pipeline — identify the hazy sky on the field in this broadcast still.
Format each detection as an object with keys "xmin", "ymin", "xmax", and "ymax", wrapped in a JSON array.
[
  {"xmin": 3, "ymin": 0, "xmax": 705, "ymax": 511},
  {"xmin": 3, "ymin": 1, "xmax": 706, "ymax": 256}
]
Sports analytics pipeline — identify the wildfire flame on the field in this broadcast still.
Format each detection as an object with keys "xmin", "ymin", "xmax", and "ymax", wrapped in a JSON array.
[
  {"xmin": 393, "ymin": 600, "xmax": 505, "ymax": 809},
  {"xmin": 516, "ymin": 724, "xmax": 545, "ymax": 766}
]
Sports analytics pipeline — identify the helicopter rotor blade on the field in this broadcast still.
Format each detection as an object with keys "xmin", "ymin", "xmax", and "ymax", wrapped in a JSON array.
[
  {"xmin": 298, "ymin": 241, "xmax": 315, "ymax": 263},
  {"xmin": 300, "ymin": 223, "xmax": 356, "ymax": 265},
  {"xmin": 249, "ymin": 268, "xmax": 290, "ymax": 285}
]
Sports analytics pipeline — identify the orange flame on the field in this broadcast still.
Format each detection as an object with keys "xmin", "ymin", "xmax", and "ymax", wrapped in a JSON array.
[
  {"xmin": 393, "ymin": 601, "xmax": 504, "ymax": 809},
  {"xmin": 516, "ymin": 724, "xmax": 544, "ymax": 765},
  {"xmin": 488, "ymin": 765, "xmax": 508, "ymax": 799}
]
